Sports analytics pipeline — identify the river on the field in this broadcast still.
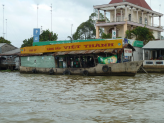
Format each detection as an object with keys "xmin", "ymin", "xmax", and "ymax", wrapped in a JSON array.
[{"xmin": 0, "ymin": 72, "xmax": 164, "ymax": 123}]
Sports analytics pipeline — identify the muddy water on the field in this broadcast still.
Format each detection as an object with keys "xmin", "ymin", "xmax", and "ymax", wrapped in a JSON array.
[{"xmin": 0, "ymin": 72, "xmax": 164, "ymax": 123}]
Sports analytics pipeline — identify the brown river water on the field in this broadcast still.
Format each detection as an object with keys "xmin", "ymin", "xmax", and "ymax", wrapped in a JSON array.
[{"xmin": 0, "ymin": 72, "xmax": 164, "ymax": 123}]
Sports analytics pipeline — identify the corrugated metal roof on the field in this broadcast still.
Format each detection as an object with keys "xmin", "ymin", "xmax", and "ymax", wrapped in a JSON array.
[
  {"xmin": 143, "ymin": 41, "xmax": 164, "ymax": 49},
  {"xmin": 0, "ymin": 48, "xmax": 20, "ymax": 56},
  {"xmin": 0, "ymin": 43, "xmax": 6, "ymax": 47}
]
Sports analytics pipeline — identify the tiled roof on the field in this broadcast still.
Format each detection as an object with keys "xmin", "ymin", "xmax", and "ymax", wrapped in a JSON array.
[{"xmin": 109, "ymin": 0, "xmax": 152, "ymax": 10}]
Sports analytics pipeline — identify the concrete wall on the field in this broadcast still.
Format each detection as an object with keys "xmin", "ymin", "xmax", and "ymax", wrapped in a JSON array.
[
  {"xmin": 0, "ymin": 44, "xmax": 17, "ymax": 53},
  {"xmin": 153, "ymin": 30, "xmax": 160, "ymax": 39},
  {"xmin": 21, "ymin": 56, "xmax": 55, "ymax": 68},
  {"xmin": 132, "ymin": 47, "xmax": 143, "ymax": 61}
]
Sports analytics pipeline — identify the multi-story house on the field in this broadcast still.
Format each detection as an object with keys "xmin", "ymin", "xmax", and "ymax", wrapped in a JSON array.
[{"xmin": 94, "ymin": 0, "xmax": 163, "ymax": 40}]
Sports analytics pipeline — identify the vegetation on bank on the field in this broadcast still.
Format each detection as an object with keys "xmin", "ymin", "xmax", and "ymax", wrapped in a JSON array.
[
  {"xmin": 126, "ymin": 26, "xmax": 155, "ymax": 44},
  {"xmin": 73, "ymin": 10, "xmax": 109, "ymax": 40},
  {"xmin": 0, "ymin": 69, "xmax": 19, "ymax": 72},
  {"xmin": 0, "ymin": 37, "xmax": 11, "ymax": 44},
  {"xmin": 21, "ymin": 29, "xmax": 58, "ymax": 48}
]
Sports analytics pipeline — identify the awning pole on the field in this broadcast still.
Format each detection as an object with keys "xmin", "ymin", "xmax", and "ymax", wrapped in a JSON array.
[{"xmin": 143, "ymin": 49, "xmax": 145, "ymax": 60}]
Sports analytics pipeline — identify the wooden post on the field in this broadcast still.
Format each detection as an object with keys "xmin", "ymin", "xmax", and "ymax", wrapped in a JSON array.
[
  {"xmin": 66, "ymin": 56, "xmax": 68, "ymax": 68},
  {"xmin": 79, "ymin": 56, "xmax": 82, "ymax": 68},
  {"xmin": 93, "ymin": 55, "xmax": 97, "ymax": 67}
]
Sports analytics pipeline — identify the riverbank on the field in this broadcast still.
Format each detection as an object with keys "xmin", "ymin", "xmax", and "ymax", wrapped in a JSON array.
[{"xmin": 0, "ymin": 69, "xmax": 19, "ymax": 72}]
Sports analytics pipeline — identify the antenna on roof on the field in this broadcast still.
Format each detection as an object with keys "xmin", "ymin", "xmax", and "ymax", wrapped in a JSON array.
[{"xmin": 159, "ymin": 4, "xmax": 161, "ymax": 12}]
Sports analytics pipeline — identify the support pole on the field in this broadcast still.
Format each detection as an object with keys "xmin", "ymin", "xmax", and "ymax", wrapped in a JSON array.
[
  {"xmin": 114, "ymin": 6, "xmax": 117, "ymax": 22},
  {"xmin": 152, "ymin": 14, "xmax": 154, "ymax": 26},
  {"xmin": 114, "ymin": 25, "xmax": 116, "ymax": 31},
  {"xmin": 159, "ymin": 16, "xmax": 161, "ymax": 27},
  {"xmin": 142, "ymin": 10, "xmax": 144, "ymax": 24},
  {"xmin": 143, "ymin": 49, "xmax": 145, "ymax": 60},
  {"xmin": 96, "ymin": 26, "xmax": 100, "ymax": 39},
  {"xmin": 98, "ymin": 9, "xmax": 100, "ymax": 20},
  {"xmin": 147, "ymin": 12, "xmax": 149, "ymax": 26},
  {"xmin": 131, "ymin": 7, "xmax": 133, "ymax": 21},
  {"xmin": 121, "ymin": 8, "xmax": 123, "ymax": 21},
  {"xmin": 104, "ymin": 10, "xmax": 106, "ymax": 22},
  {"xmin": 136, "ymin": 9, "xmax": 139, "ymax": 23},
  {"xmin": 125, "ymin": 5, "xmax": 127, "ymax": 21}
]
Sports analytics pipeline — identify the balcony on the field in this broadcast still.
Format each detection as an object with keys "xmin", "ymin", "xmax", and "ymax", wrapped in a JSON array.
[{"xmin": 96, "ymin": 17, "xmax": 164, "ymax": 31}]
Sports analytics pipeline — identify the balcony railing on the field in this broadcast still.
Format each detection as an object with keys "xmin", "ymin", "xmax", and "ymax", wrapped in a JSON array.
[
  {"xmin": 143, "ymin": 60, "xmax": 164, "ymax": 66},
  {"xmin": 97, "ymin": 17, "xmax": 163, "ymax": 29}
]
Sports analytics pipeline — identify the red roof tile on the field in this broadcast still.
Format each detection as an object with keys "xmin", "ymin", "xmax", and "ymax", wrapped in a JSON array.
[{"xmin": 109, "ymin": 0, "xmax": 152, "ymax": 10}]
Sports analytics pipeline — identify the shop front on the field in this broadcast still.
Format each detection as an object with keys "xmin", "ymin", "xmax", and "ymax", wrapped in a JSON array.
[{"xmin": 142, "ymin": 40, "xmax": 164, "ymax": 72}]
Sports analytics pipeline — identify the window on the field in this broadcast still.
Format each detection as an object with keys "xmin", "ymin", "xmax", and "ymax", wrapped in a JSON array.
[
  {"xmin": 145, "ymin": 18, "xmax": 148, "ymax": 25},
  {"xmin": 129, "ymin": 14, "xmax": 131, "ymax": 21},
  {"xmin": 158, "ymin": 32, "xmax": 161, "ymax": 39},
  {"xmin": 139, "ymin": 17, "xmax": 142, "ymax": 24}
]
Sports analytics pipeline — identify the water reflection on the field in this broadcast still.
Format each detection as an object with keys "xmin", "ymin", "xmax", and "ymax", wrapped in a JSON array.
[{"xmin": 0, "ymin": 72, "xmax": 164, "ymax": 123}]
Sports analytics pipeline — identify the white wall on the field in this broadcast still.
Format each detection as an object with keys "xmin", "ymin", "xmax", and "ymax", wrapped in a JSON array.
[
  {"xmin": 153, "ymin": 30, "xmax": 159, "ymax": 39},
  {"xmin": 132, "ymin": 47, "xmax": 143, "ymax": 61}
]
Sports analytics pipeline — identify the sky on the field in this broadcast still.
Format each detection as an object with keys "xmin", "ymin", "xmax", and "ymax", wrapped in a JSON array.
[{"xmin": 0, "ymin": 0, "xmax": 164, "ymax": 48}]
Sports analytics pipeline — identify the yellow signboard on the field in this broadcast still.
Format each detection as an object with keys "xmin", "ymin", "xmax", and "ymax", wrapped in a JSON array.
[{"xmin": 21, "ymin": 39, "xmax": 123, "ymax": 54}]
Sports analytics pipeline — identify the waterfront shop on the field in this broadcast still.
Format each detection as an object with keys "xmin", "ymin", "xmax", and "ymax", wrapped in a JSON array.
[
  {"xmin": 142, "ymin": 40, "xmax": 164, "ymax": 72},
  {"xmin": 19, "ymin": 39, "xmax": 142, "ymax": 76},
  {"xmin": 124, "ymin": 39, "xmax": 144, "ymax": 62},
  {"xmin": 0, "ymin": 48, "xmax": 20, "ymax": 70}
]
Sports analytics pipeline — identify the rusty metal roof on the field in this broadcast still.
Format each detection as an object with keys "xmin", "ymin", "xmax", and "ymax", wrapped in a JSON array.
[
  {"xmin": 54, "ymin": 49, "xmax": 116, "ymax": 56},
  {"xmin": 19, "ymin": 53, "xmax": 43, "ymax": 57}
]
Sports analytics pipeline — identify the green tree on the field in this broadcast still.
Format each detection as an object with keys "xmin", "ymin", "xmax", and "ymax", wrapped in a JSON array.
[
  {"xmin": 126, "ymin": 26, "xmax": 155, "ymax": 44},
  {"xmin": 161, "ymin": 35, "xmax": 164, "ymax": 40},
  {"xmin": 40, "ymin": 29, "xmax": 58, "ymax": 41},
  {"xmin": 0, "ymin": 37, "xmax": 11, "ymax": 44},
  {"xmin": 101, "ymin": 33, "xmax": 112, "ymax": 39},
  {"xmin": 73, "ymin": 19, "xmax": 96, "ymax": 40},
  {"xmin": 21, "ymin": 29, "xmax": 58, "ymax": 48},
  {"xmin": 73, "ymin": 11, "xmax": 109, "ymax": 40},
  {"xmin": 21, "ymin": 37, "xmax": 33, "ymax": 48}
]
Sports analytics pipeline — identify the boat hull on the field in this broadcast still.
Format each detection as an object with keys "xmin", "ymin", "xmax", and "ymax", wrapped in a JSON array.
[{"xmin": 20, "ymin": 61, "xmax": 143, "ymax": 76}]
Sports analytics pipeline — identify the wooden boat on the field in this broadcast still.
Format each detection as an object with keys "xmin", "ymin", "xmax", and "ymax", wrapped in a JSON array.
[
  {"xmin": 19, "ymin": 39, "xmax": 143, "ymax": 76},
  {"xmin": 20, "ymin": 61, "xmax": 143, "ymax": 76}
]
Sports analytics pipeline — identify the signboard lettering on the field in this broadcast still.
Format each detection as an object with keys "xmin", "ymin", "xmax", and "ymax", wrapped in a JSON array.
[
  {"xmin": 112, "ymin": 30, "xmax": 116, "ymax": 39},
  {"xmin": 124, "ymin": 48, "xmax": 132, "ymax": 56},
  {"xmin": 21, "ymin": 40, "xmax": 123, "ymax": 54}
]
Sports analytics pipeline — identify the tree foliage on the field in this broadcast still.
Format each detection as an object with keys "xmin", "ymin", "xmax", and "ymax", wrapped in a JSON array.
[
  {"xmin": 40, "ymin": 29, "xmax": 58, "ymax": 41},
  {"xmin": 126, "ymin": 26, "xmax": 155, "ymax": 44},
  {"xmin": 101, "ymin": 33, "xmax": 112, "ymax": 39},
  {"xmin": 21, "ymin": 37, "xmax": 33, "ymax": 48},
  {"xmin": 21, "ymin": 29, "xmax": 58, "ymax": 48},
  {"xmin": 0, "ymin": 37, "xmax": 11, "ymax": 44},
  {"xmin": 73, "ymin": 19, "xmax": 96, "ymax": 40},
  {"xmin": 73, "ymin": 11, "xmax": 109, "ymax": 40}
]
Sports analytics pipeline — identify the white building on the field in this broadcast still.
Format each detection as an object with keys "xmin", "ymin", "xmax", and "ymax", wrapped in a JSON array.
[{"xmin": 94, "ymin": 0, "xmax": 163, "ymax": 40}]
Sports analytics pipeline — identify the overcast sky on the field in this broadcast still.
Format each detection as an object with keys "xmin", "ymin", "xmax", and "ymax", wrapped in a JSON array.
[{"xmin": 0, "ymin": 0, "xmax": 163, "ymax": 48}]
